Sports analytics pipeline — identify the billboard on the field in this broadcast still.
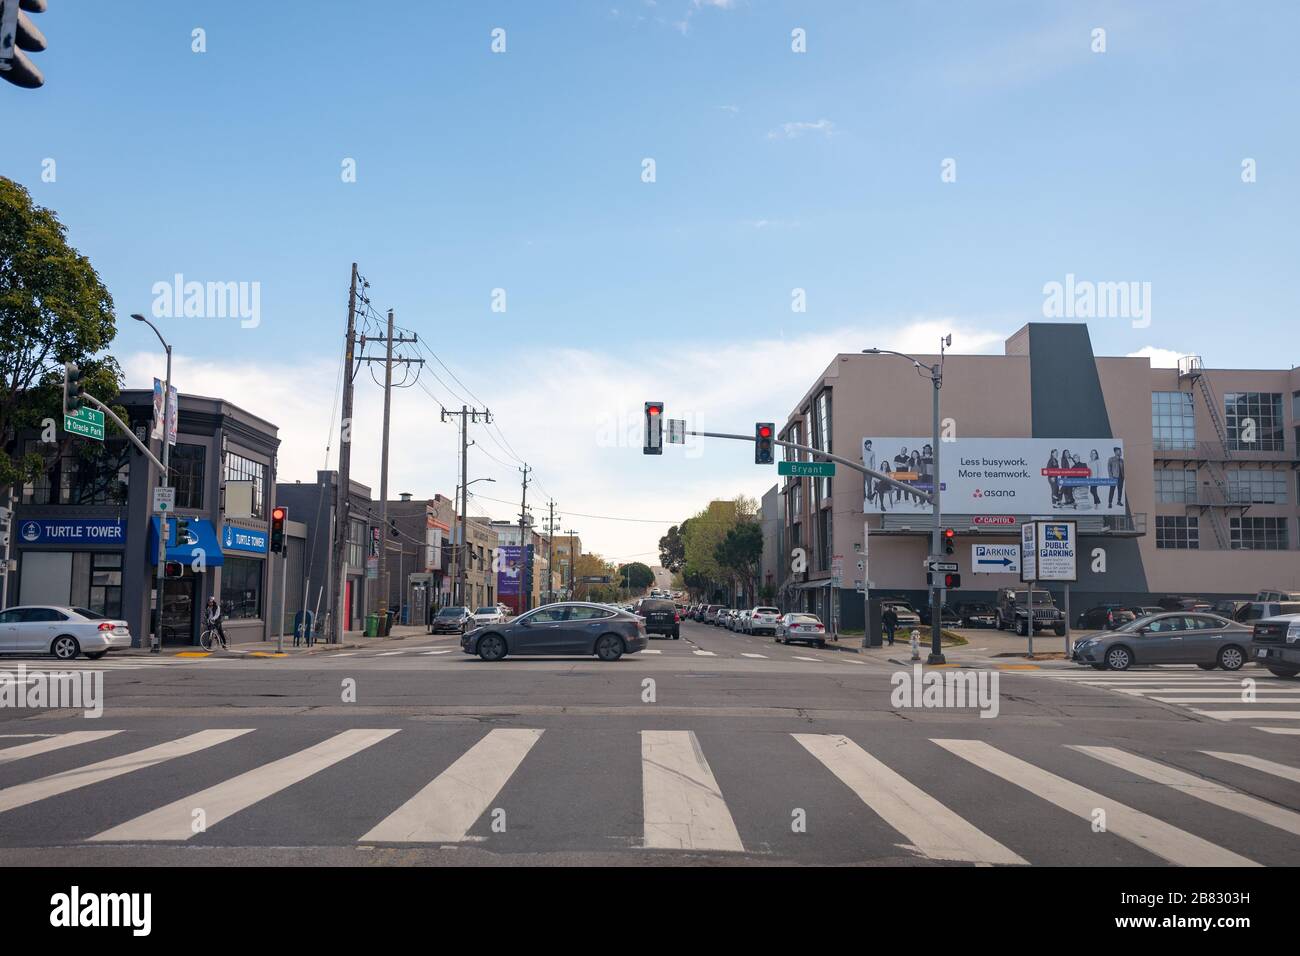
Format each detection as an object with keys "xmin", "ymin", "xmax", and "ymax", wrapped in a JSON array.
[
  {"xmin": 497, "ymin": 545, "xmax": 524, "ymax": 597},
  {"xmin": 861, "ymin": 437, "xmax": 1126, "ymax": 515}
]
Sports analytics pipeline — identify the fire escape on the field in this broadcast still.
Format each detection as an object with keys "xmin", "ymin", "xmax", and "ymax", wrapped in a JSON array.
[{"xmin": 1170, "ymin": 356, "xmax": 1245, "ymax": 549}]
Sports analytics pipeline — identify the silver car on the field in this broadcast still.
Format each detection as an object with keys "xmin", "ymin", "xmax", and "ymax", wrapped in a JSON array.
[
  {"xmin": 0, "ymin": 606, "xmax": 132, "ymax": 660},
  {"xmin": 1071, "ymin": 612, "xmax": 1251, "ymax": 671}
]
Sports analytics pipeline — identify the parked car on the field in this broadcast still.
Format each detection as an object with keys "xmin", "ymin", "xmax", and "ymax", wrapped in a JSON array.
[
  {"xmin": 461, "ymin": 602, "xmax": 647, "ymax": 661},
  {"xmin": 1071, "ymin": 612, "xmax": 1251, "ymax": 671},
  {"xmin": 746, "ymin": 607, "xmax": 782, "ymax": 636},
  {"xmin": 0, "ymin": 606, "xmax": 132, "ymax": 660},
  {"xmin": 728, "ymin": 610, "xmax": 747, "ymax": 632},
  {"xmin": 1156, "ymin": 596, "xmax": 1212, "ymax": 612},
  {"xmin": 918, "ymin": 603, "xmax": 962, "ymax": 627},
  {"xmin": 714, "ymin": 609, "xmax": 732, "ymax": 627},
  {"xmin": 955, "ymin": 602, "xmax": 997, "ymax": 628},
  {"xmin": 702, "ymin": 605, "xmax": 722, "ymax": 624},
  {"xmin": 995, "ymin": 588, "xmax": 1065, "ymax": 636},
  {"xmin": 1249, "ymin": 613, "xmax": 1300, "ymax": 678},
  {"xmin": 430, "ymin": 606, "xmax": 473, "ymax": 634},
  {"xmin": 775, "ymin": 613, "xmax": 827, "ymax": 647},
  {"xmin": 882, "ymin": 600, "xmax": 922, "ymax": 630},
  {"xmin": 471, "ymin": 606, "xmax": 507, "ymax": 627},
  {"xmin": 1237, "ymin": 600, "xmax": 1300, "ymax": 624},
  {"xmin": 1211, "ymin": 599, "xmax": 1251, "ymax": 620},
  {"xmin": 1254, "ymin": 589, "xmax": 1300, "ymax": 603},
  {"xmin": 1076, "ymin": 604, "xmax": 1137, "ymax": 631},
  {"xmin": 637, "ymin": 598, "xmax": 680, "ymax": 639}
]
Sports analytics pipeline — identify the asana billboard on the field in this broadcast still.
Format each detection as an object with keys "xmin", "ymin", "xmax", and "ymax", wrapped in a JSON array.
[{"xmin": 860, "ymin": 437, "xmax": 1127, "ymax": 515}]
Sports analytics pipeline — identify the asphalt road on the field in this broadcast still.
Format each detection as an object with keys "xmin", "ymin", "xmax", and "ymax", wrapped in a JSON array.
[{"xmin": 1, "ymin": 619, "xmax": 1297, "ymax": 866}]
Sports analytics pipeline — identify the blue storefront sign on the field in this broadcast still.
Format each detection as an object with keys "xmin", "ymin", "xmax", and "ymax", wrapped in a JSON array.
[
  {"xmin": 18, "ymin": 518, "xmax": 126, "ymax": 546},
  {"xmin": 222, "ymin": 524, "xmax": 268, "ymax": 554}
]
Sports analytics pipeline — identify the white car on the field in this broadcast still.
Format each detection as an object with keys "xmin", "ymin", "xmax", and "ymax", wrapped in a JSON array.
[
  {"xmin": 775, "ymin": 613, "xmax": 827, "ymax": 647},
  {"xmin": 0, "ymin": 606, "xmax": 132, "ymax": 660},
  {"xmin": 471, "ymin": 606, "xmax": 507, "ymax": 627},
  {"xmin": 746, "ymin": 606, "xmax": 781, "ymax": 636}
]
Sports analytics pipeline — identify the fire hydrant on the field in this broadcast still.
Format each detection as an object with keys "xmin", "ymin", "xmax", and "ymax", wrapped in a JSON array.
[{"xmin": 910, "ymin": 629, "xmax": 921, "ymax": 661}]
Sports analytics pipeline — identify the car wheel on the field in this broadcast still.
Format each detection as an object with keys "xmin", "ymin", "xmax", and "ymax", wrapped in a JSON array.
[
  {"xmin": 1265, "ymin": 666, "xmax": 1299, "ymax": 679},
  {"xmin": 595, "ymin": 634, "xmax": 624, "ymax": 662},
  {"xmin": 1054, "ymin": 626, "xmax": 1065, "ymax": 637},
  {"xmin": 1197, "ymin": 663, "xmax": 1217, "ymax": 671},
  {"xmin": 1217, "ymin": 645, "xmax": 1245, "ymax": 672},
  {"xmin": 84, "ymin": 651, "xmax": 107, "ymax": 660},
  {"xmin": 1105, "ymin": 646, "xmax": 1132, "ymax": 671},
  {"xmin": 51, "ymin": 636, "xmax": 81, "ymax": 660},
  {"xmin": 995, "ymin": 617, "xmax": 1005, "ymax": 631},
  {"xmin": 1016, "ymin": 619, "xmax": 1028, "ymax": 637},
  {"xmin": 477, "ymin": 634, "xmax": 507, "ymax": 662}
]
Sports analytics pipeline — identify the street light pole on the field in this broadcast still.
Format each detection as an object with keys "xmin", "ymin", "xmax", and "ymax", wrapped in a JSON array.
[{"xmin": 133, "ymin": 314, "xmax": 172, "ymax": 655}]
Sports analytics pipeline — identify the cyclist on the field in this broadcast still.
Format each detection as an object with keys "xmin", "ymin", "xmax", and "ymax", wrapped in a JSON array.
[{"xmin": 205, "ymin": 596, "xmax": 228, "ymax": 649}]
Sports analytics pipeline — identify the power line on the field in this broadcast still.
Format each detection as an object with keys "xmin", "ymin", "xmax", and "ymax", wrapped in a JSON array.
[{"xmin": 470, "ymin": 493, "xmax": 677, "ymax": 524}]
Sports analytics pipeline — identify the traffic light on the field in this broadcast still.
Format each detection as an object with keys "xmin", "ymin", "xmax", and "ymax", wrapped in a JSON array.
[
  {"xmin": 164, "ymin": 561, "xmax": 184, "ymax": 579},
  {"xmin": 943, "ymin": 527, "xmax": 955, "ymax": 555},
  {"xmin": 755, "ymin": 422, "xmax": 775, "ymax": 465},
  {"xmin": 0, "ymin": 0, "xmax": 48, "ymax": 89},
  {"xmin": 943, "ymin": 572, "xmax": 961, "ymax": 589},
  {"xmin": 270, "ymin": 506, "xmax": 287, "ymax": 553},
  {"xmin": 389, "ymin": 518, "xmax": 399, "ymax": 538},
  {"xmin": 173, "ymin": 516, "xmax": 190, "ymax": 546},
  {"xmin": 643, "ymin": 401, "xmax": 663, "ymax": 455},
  {"xmin": 63, "ymin": 361, "xmax": 86, "ymax": 415}
]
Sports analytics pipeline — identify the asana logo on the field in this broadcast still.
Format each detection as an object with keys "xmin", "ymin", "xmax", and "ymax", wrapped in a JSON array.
[{"xmin": 972, "ymin": 488, "xmax": 1015, "ymax": 499}]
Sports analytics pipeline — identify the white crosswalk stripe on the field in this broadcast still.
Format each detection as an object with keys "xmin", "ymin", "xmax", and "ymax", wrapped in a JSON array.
[
  {"xmin": 1201, "ymin": 751, "xmax": 1300, "ymax": 784},
  {"xmin": 0, "ymin": 731, "xmax": 122, "ymax": 766},
  {"xmin": 641, "ymin": 730, "xmax": 744, "ymax": 852},
  {"xmin": 93, "ymin": 729, "xmax": 399, "ymax": 842},
  {"xmin": 794, "ymin": 734, "xmax": 1026, "ymax": 865},
  {"xmin": 933, "ymin": 738, "xmax": 1258, "ymax": 867},
  {"xmin": 361, "ymin": 729, "xmax": 542, "ymax": 843}
]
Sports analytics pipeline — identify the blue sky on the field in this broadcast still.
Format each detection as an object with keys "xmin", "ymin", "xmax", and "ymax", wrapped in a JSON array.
[{"xmin": 5, "ymin": 1, "xmax": 1297, "ymax": 561}]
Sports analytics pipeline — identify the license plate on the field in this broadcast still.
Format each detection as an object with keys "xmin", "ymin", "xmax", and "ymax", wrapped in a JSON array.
[{"xmin": 1258, "ymin": 649, "xmax": 1269, "ymax": 658}]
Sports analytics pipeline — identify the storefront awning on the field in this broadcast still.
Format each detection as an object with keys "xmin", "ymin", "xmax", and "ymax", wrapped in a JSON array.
[
  {"xmin": 790, "ymin": 579, "xmax": 836, "ymax": 590},
  {"xmin": 148, "ymin": 517, "xmax": 224, "ymax": 567}
]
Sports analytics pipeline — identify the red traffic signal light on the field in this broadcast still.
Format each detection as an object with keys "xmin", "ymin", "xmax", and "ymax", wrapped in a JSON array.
[
  {"xmin": 943, "ymin": 527, "xmax": 955, "ymax": 554},
  {"xmin": 943, "ymin": 572, "xmax": 961, "ymax": 589},
  {"xmin": 270, "ymin": 506, "xmax": 288, "ymax": 553},
  {"xmin": 755, "ymin": 422, "xmax": 775, "ymax": 464},
  {"xmin": 643, "ymin": 402, "xmax": 664, "ymax": 455}
]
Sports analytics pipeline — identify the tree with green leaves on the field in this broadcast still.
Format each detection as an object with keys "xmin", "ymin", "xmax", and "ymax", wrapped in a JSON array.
[
  {"xmin": 1, "ymin": 177, "xmax": 121, "ymax": 489},
  {"xmin": 617, "ymin": 561, "xmax": 655, "ymax": 591},
  {"xmin": 658, "ymin": 521, "xmax": 687, "ymax": 573},
  {"xmin": 714, "ymin": 521, "xmax": 762, "ymax": 607}
]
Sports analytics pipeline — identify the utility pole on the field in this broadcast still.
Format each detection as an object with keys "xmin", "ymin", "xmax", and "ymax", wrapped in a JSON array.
[
  {"xmin": 441, "ymin": 405, "xmax": 491, "ymax": 606},
  {"xmin": 332, "ymin": 263, "xmax": 360, "ymax": 643},
  {"xmin": 518, "ymin": 463, "xmax": 530, "ymax": 613},
  {"xmin": 355, "ymin": 310, "xmax": 423, "ymax": 631},
  {"xmin": 566, "ymin": 528, "xmax": 579, "ymax": 600},
  {"xmin": 544, "ymin": 499, "xmax": 556, "ymax": 604}
]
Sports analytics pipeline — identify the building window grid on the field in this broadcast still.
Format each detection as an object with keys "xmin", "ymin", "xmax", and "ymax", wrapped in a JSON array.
[
  {"xmin": 1226, "ymin": 468, "xmax": 1288, "ymax": 505},
  {"xmin": 1155, "ymin": 515, "xmax": 1199, "ymax": 550},
  {"xmin": 224, "ymin": 452, "xmax": 267, "ymax": 518},
  {"xmin": 1229, "ymin": 517, "xmax": 1289, "ymax": 551},
  {"xmin": 168, "ymin": 443, "xmax": 205, "ymax": 510},
  {"xmin": 1224, "ymin": 392, "xmax": 1284, "ymax": 451},
  {"xmin": 1151, "ymin": 392, "xmax": 1196, "ymax": 451},
  {"xmin": 1154, "ymin": 468, "xmax": 1198, "ymax": 504},
  {"xmin": 21, "ymin": 439, "xmax": 130, "ymax": 506}
]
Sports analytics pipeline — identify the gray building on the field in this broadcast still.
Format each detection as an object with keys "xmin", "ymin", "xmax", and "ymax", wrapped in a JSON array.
[{"xmin": 10, "ymin": 389, "xmax": 280, "ymax": 647}]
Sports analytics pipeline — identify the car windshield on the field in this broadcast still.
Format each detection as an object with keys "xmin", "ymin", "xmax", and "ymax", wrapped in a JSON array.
[
  {"xmin": 754, "ymin": 608, "xmax": 779, "ymax": 615},
  {"xmin": 790, "ymin": 614, "xmax": 821, "ymax": 624},
  {"xmin": 1011, "ymin": 592, "xmax": 1054, "ymax": 604},
  {"xmin": 474, "ymin": 608, "xmax": 496, "ymax": 615},
  {"xmin": 437, "ymin": 608, "xmax": 466, "ymax": 617},
  {"xmin": 964, "ymin": 604, "xmax": 992, "ymax": 613}
]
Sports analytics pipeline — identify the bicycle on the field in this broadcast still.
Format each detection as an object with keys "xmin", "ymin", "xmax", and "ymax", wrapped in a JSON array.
[{"xmin": 200, "ymin": 627, "xmax": 228, "ymax": 651}]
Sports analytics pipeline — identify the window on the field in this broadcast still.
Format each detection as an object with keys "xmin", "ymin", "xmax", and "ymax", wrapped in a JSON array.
[
  {"xmin": 221, "ymin": 557, "xmax": 263, "ymax": 620},
  {"xmin": 813, "ymin": 390, "xmax": 832, "ymax": 499},
  {"xmin": 817, "ymin": 508, "xmax": 832, "ymax": 572},
  {"xmin": 348, "ymin": 519, "xmax": 365, "ymax": 569},
  {"xmin": 569, "ymin": 605, "xmax": 613, "ymax": 620},
  {"xmin": 1226, "ymin": 468, "xmax": 1287, "ymax": 504},
  {"xmin": 21, "ymin": 439, "xmax": 130, "ymax": 505},
  {"xmin": 1151, "ymin": 392, "xmax": 1196, "ymax": 451},
  {"xmin": 790, "ymin": 480, "xmax": 802, "ymax": 520},
  {"xmin": 1230, "ymin": 517, "xmax": 1288, "ymax": 550},
  {"xmin": 168, "ymin": 443, "xmax": 206, "ymax": 509},
  {"xmin": 784, "ymin": 422, "xmax": 801, "ymax": 462},
  {"xmin": 88, "ymin": 552, "xmax": 123, "ymax": 618},
  {"xmin": 1154, "ymin": 468, "xmax": 1198, "ymax": 503},
  {"xmin": 1224, "ymin": 392, "xmax": 1284, "ymax": 451},
  {"xmin": 1156, "ymin": 515, "xmax": 1199, "ymax": 549},
  {"xmin": 224, "ymin": 452, "xmax": 267, "ymax": 518}
]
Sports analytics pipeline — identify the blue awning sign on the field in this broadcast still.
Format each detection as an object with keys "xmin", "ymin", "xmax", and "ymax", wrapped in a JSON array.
[
  {"xmin": 222, "ymin": 524, "xmax": 268, "ymax": 554},
  {"xmin": 148, "ymin": 517, "xmax": 223, "ymax": 567}
]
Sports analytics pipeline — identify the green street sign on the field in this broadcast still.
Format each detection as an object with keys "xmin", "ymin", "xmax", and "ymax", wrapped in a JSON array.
[
  {"xmin": 64, "ymin": 407, "xmax": 105, "ymax": 442},
  {"xmin": 778, "ymin": 460, "xmax": 835, "ymax": 478}
]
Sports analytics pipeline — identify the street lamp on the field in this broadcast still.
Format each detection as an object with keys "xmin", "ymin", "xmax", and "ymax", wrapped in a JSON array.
[
  {"xmin": 863, "ymin": 334, "xmax": 951, "ymax": 664},
  {"xmin": 133, "ymin": 313, "xmax": 172, "ymax": 655},
  {"xmin": 454, "ymin": 477, "xmax": 495, "ymax": 605}
]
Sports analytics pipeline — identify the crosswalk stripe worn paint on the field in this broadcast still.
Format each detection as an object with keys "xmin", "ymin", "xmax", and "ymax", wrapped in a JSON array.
[{"xmin": 641, "ymin": 730, "xmax": 744, "ymax": 852}]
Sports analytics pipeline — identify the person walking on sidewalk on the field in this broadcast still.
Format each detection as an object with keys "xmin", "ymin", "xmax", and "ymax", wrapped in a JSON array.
[{"xmin": 882, "ymin": 606, "xmax": 899, "ymax": 646}]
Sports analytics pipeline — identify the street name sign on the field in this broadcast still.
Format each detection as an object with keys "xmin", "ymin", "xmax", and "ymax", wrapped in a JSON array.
[
  {"xmin": 972, "ymin": 544, "xmax": 1019, "ymax": 574},
  {"xmin": 778, "ymin": 461, "xmax": 835, "ymax": 477},
  {"xmin": 64, "ymin": 407, "xmax": 105, "ymax": 441}
]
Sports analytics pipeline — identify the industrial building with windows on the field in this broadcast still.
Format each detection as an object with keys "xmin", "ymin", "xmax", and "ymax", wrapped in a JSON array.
[{"xmin": 766, "ymin": 323, "xmax": 1300, "ymax": 628}]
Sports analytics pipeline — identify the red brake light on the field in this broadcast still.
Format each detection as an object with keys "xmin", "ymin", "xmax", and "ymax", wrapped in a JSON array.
[{"xmin": 98, "ymin": 622, "xmax": 115, "ymax": 631}]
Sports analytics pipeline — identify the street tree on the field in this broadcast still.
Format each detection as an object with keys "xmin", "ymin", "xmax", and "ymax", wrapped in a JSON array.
[
  {"xmin": 658, "ymin": 522, "xmax": 687, "ymax": 573},
  {"xmin": 617, "ymin": 561, "xmax": 655, "ymax": 591}
]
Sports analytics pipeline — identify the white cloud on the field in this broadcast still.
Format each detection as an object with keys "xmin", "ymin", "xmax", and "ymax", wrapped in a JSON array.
[
  {"xmin": 122, "ymin": 317, "xmax": 1007, "ymax": 565},
  {"xmin": 1126, "ymin": 346, "xmax": 1189, "ymax": 368},
  {"xmin": 767, "ymin": 119, "xmax": 836, "ymax": 140}
]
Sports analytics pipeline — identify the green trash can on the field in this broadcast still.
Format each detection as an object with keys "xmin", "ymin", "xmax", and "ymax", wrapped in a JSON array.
[{"xmin": 365, "ymin": 613, "xmax": 379, "ymax": 637}]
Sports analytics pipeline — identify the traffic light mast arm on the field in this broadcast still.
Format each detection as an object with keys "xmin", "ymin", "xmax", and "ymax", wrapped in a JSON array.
[
  {"xmin": 80, "ymin": 392, "xmax": 166, "ymax": 471},
  {"xmin": 685, "ymin": 430, "xmax": 933, "ymax": 505}
]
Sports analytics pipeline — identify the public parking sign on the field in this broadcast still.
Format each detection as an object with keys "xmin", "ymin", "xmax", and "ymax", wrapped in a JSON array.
[
  {"xmin": 1021, "ymin": 521, "xmax": 1076, "ymax": 582},
  {"xmin": 972, "ymin": 543, "xmax": 1019, "ymax": 574}
]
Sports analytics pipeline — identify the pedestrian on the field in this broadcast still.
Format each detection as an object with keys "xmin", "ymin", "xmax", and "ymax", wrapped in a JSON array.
[{"xmin": 882, "ymin": 605, "xmax": 898, "ymax": 646}]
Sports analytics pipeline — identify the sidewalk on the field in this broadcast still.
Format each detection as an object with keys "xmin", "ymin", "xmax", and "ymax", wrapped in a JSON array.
[{"xmin": 116, "ymin": 624, "xmax": 434, "ymax": 658}]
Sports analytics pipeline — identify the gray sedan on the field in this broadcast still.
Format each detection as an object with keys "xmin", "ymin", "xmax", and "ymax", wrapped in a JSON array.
[
  {"xmin": 1071, "ymin": 612, "xmax": 1252, "ymax": 671},
  {"xmin": 461, "ymin": 602, "xmax": 647, "ymax": 662}
]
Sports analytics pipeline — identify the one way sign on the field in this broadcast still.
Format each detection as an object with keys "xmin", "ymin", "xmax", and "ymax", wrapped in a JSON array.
[{"xmin": 971, "ymin": 543, "xmax": 1020, "ymax": 574}]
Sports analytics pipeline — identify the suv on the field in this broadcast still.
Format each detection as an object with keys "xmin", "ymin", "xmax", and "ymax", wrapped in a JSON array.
[
  {"xmin": 702, "ymin": 605, "xmax": 723, "ymax": 625},
  {"xmin": 1250, "ymin": 613, "xmax": 1300, "ymax": 678},
  {"xmin": 955, "ymin": 602, "xmax": 997, "ymax": 628},
  {"xmin": 882, "ymin": 600, "xmax": 922, "ymax": 630},
  {"xmin": 1238, "ymin": 600, "xmax": 1300, "ymax": 623},
  {"xmin": 637, "ymin": 598, "xmax": 680, "ymax": 639},
  {"xmin": 1255, "ymin": 589, "xmax": 1300, "ymax": 603},
  {"xmin": 996, "ymin": 588, "xmax": 1065, "ymax": 636},
  {"xmin": 746, "ymin": 607, "xmax": 782, "ymax": 636},
  {"xmin": 1076, "ymin": 604, "xmax": 1137, "ymax": 631},
  {"xmin": 430, "ymin": 606, "xmax": 473, "ymax": 634}
]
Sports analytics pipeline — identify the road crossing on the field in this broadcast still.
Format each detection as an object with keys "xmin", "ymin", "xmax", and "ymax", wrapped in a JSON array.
[{"xmin": 0, "ymin": 724, "xmax": 1294, "ymax": 865}]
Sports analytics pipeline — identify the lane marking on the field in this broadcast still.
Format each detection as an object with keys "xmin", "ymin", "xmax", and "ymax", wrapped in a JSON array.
[
  {"xmin": 375, "ymin": 651, "xmax": 406, "ymax": 657},
  {"xmin": 641, "ymin": 730, "xmax": 744, "ymax": 852},
  {"xmin": 1191, "ymin": 710, "xmax": 1300, "ymax": 721},
  {"xmin": 1255, "ymin": 727, "xmax": 1300, "ymax": 735},
  {"xmin": 792, "ymin": 656, "xmax": 821, "ymax": 662},
  {"xmin": 932, "ymin": 739, "xmax": 1257, "ymax": 867},
  {"xmin": 92, "ymin": 729, "xmax": 398, "ymax": 842},
  {"xmin": 1151, "ymin": 696, "xmax": 1300, "ymax": 704},
  {"xmin": 421, "ymin": 650, "xmax": 455, "ymax": 656},
  {"xmin": 692, "ymin": 650, "xmax": 716, "ymax": 657},
  {"xmin": 0, "ymin": 731, "xmax": 123, "ymax": 766},
  {"xmin": 740, "ymin": 653, "xmax": 767, "ymax": 659},
  {"xmin": 794, "ymin": 734, "xmax": 1025, "ymax": 866},
  {"xmin": 1202, "ymin": 751, "xmax": 1300, "ymax": 784},
  {"xmin": 640, "ymin": 649, "xmax": 662, "ymax": 655},
  {"xmin": 1073, "ymin": 746, "xmax": 1300, "ymax": 838},
  {"xmin": 0, "ymin": 730, "xmax": 252, "ymax": 816},
  {"xmin": 361, "ymin": 729, "xmax": 542, "ymax": 843}
]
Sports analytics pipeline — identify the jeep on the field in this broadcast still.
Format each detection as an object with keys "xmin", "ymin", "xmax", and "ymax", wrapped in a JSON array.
[{"xmin": 996, "ymin": 588, "xmax": 1065, "ymax": 636}]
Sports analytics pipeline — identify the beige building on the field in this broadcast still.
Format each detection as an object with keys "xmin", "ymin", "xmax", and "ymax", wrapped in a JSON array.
[{"xmin": 777, "ymin": 323, "xmax": 1299, "ymax": 626}]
